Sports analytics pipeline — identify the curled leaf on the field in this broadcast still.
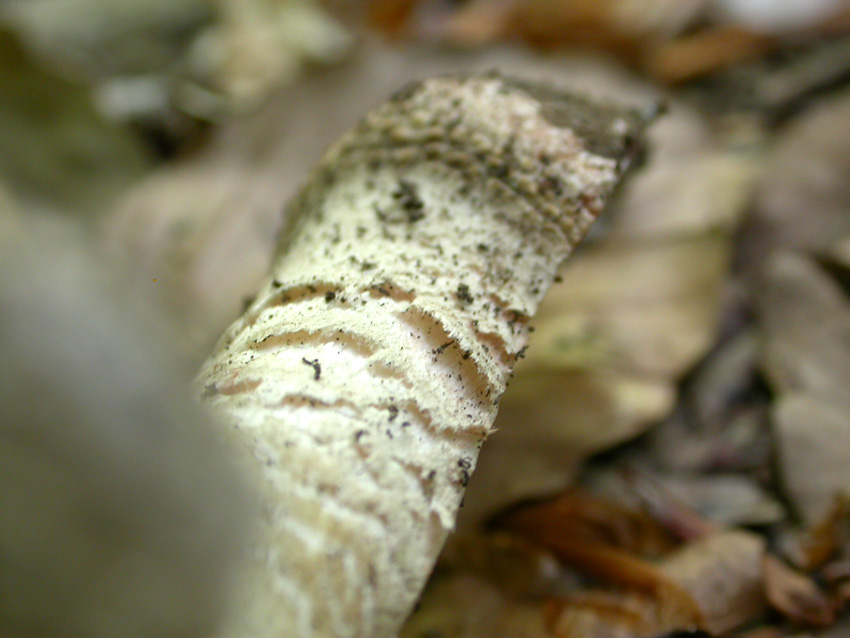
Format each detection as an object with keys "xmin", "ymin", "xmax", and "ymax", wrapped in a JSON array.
[{"xmin": 763, "ymin": 554, "xmax": 836, "ymax": 626}]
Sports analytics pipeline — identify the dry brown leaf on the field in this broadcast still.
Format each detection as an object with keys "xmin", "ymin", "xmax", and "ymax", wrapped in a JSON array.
[
  {"xmin": 103, "ymin": 158, "xmax": 286, "ymax": 359},
  {"xmin": 368, "ymin": 0, "xmax": 823, "ymax": 85},
  {"xmin": 759, "ymin": 250, "xmax": 850, "ymax": 530},
  {"xmin": 685, "ymin": 329, "xmax": 761, "ymax": 432},
  {"xmin": 824, "ymin": 560, "xmax": 850, "ymax": 585},
  {"xmin": 543, "ymin": 542, "xmax": 705, "ymax": 633},
  {"xmin": 485, "ymin": 103, "xmax": 757, "ymax": 490},
  {"xmin": 818, "ymin": 612, "xmax": 850, "ymax": 638},
  {"xmin": 456, "ymin": 420, "xmax": 590, "ymax": 528},
  {"xmin": 440, "ymin": 532, "xmax": 563, "ymax": 598},
  {"xmin": 829, "ymin": 235, "xmax": 850, "ymax": 274},
  {"xmin": 838, "ymin": 581, "xmax": 850, "ymax": 608},
  {"xmin": 366, "ymin": 0, "xmax": 850, "ymax": 85},
  {"xmin": 610, "ymin": 149, "xmax": 757, "ymax": 240},
  {"xmin": 795, "ymin": 496, "xmax": 850, "ymax": 572},
  {"xmin": 494, "ymin": 367, "xmax": 674, "ymax": 449},
  {"xmin": 624, "ymin": 467, "xmax": 778, "ymax": 538},
  {"xmin": 736, "ymin": 628, "xmax": 785, "ymax": 638},
  {"xmin": 498, "ymin": 497, "xmax": 767, "ymax": 635},
  {"xmin": 764, "ymin": 554, "xmax": 836, "ymax": 626},
  {"xmin": 493, "ymin": 490, "xmax": 678, "ymax": 559},
  {"xmin": 748, "ymin": 87, "xmax": 850, "ymax": 257},
  {"xmin": 399, "ymin": 572, "xmax": 551, "ymax": 638},
  {"xmin": 660, "ymin": 531, "xmax": 767, "ymax": 635},
  {"xmin": 531, "ymin": 234, "xmax": 732, "ymax": 379},
  {"xmin": 493, "ymin": 491, "xmax": 705, "ymax": 630},
  {"xmin": 650, "ymin": 472, "xmax": 784, "ymax": 529},
  {"xmin": 477, "ymin": 233, "xmax": 735, "ymax": 514},
  {"xmin": 498, "ymin": 0, "xmax": 641, "ymax": 53},
  {"xmin": 366, "ymin": 0, "xmax": 418, "ymax": 37},
  {"xmin": 491, "ymin": 494, "xmax": 773, "ymax": 636},
  {"xmin": 437, "ymin": 0, "xmax": 707, "ymax": 63},
  {"xmin": 648, "ymin": 405, "xmax": 772, "ymax": 477},
  {"xmin": 437, "ymin": 0, "xmax": 517, "ymax": 46},
  {"xmin": 546, "ymin": 589, "xmax": 681, "ymax": 638},
  {"xmin": 757, "ymin": 251, "xmax": 850, "ymax": 408},
  {"xmin": 773, "ymin": 395, "xmax": 850, "ymax": 526},
  {"xmin": 645, "ymin": 26, "xmax": 771, "ymax": 83}
]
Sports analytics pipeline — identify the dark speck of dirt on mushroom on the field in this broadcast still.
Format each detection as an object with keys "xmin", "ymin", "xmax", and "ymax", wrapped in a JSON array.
[
  {"xmin": 392, "ymin": 179, "xmax": 425, "ymax": 222},
  {"xmin": 302, "ymin": 357, "xmax": 321, "ymax": 380},
  {"xmin": 456, "ymin": 284, "xmax": 474, "ymax": 304},
  {"xmin": 433, "ymin": 341, "xmax": 453, "ymax": 355}
]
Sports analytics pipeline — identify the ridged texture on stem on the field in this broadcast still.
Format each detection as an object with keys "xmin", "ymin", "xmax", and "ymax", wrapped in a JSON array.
[{"xmin": 197, "ymin": 74, "xmax": 647, "ymax": 638}]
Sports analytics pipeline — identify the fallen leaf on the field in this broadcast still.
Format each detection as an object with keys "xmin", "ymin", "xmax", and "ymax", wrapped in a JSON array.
[
  {"xmin": 747, "ymin": 88, "xmax": 850, "ymax": 256},
  {"xmin": 367, "ymin": 0, "xmax": 418, "ymax": 37},
  {"xmin": 632, "ymin": 468, "xmax": 783, "ymax": 531},
  {"xmin": 494, "ymin": 490, "xmax": 678, "ymax": 559},
  {"xmin": 773, "ymin": 395, "xmax": 850, "ymax": 526},
  {"xmin": 823, "ymin": 560, "xmax": 850, "ymax": 585},
  {"xmin": 399, "ymin": 572, "xmax": 552, "ymax": 638},
  {"xmin": 757, "ymin": 251, "xmax": 850, "ymax": 409},
  {"xmin": 546, "ymin": 588, "xmax": 679, "ymax": 638},
  {"xmin": 660, "ymin": 531, "xmax": 767, "ymax": 635},
  {"xmin": 817, "ymin": 612, "xmax": 850, "ymax": 638},
  {"xmin": 533, "ymin": 234, "xmax": 732, "ymax": 379},
  {"xmin": 440, "ymin": 532, "xmax": 564, "ymax": 598},
  {"xmin": 645, "ymin": 26, "xmax": 771, "ymax": 83},
  {"xmin": 682, "ymin": 329, "xmax": 761, "ymax": 433},
  {"xmin": 763, "ymin": 554, "xmax": 836, "ymax": 626},
  {"xmin": 794, "ymin": 495, "xmax": 850, "ymax": 572},
  {"xmin": 494, "ymin": 491, "xmax": 705, "ymax": 631},
  {"xmin": 437, "ymin": 0, "xmax": 517, "ymax": 46}
]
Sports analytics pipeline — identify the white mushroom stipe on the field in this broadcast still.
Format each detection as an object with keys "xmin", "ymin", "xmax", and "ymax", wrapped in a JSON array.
[{"xmin": 197, "ymin": 73, "xmax": 651, "ymax": 638}]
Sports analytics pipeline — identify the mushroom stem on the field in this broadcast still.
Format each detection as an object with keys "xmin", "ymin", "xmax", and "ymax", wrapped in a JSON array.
[{"xmin": 197, "ymin": 73, "xmax": 650, "ymax": 638}]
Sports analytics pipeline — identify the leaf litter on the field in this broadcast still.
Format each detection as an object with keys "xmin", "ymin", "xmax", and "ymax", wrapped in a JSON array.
[{"xmin": 2, "ymin": 1, "xmax": 850, "ymax": 636}]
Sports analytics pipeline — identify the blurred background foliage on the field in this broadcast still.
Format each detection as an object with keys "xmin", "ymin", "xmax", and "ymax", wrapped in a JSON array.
[{"xmin": 2, "ymin": 2, "xmax": 850, "ymax": 637}]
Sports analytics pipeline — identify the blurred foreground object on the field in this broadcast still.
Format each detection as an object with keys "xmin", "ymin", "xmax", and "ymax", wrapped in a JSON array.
[
  {"xmin": 0, "ymin": 0, "xmax": 211, "ymax": 78},
  {"xmin": 0, "ymin": 29, "xmax": 152, "ymax": 217},
  {"xmin": 0, "ymin": 0, "xmax": 352, "ymax": 152},
  {"xmin": 0, "ymin": 219, "xmax": 251, "ymax": 638}
]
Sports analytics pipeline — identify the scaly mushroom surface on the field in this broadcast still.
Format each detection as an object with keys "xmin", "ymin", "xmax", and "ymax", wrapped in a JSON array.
[{"xmin": 198, "ymin": 73, "xmax": 650, "ymax": 638}]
